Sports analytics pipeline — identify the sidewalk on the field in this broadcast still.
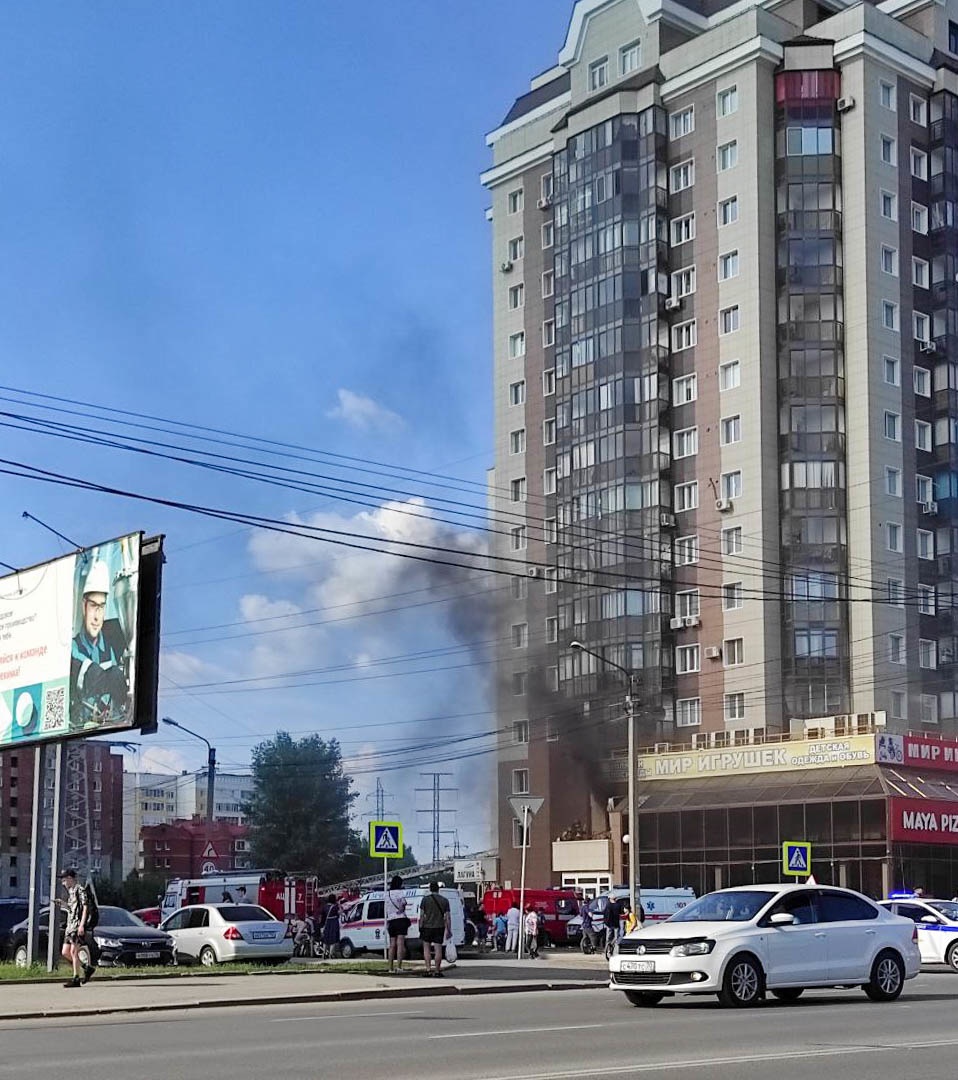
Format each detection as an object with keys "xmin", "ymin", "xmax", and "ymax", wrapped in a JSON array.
[{"xmin": 0, "ymin": 954, "xmax": 609, "ymax": 1021}]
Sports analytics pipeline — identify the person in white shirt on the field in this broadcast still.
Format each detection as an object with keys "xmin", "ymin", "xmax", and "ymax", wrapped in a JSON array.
[
  {"xmin": 523, "ymin": 906, "xmax": 540, "ymax": 958},
  {"xmin": 385, "ymin": 875, "xmax": 410, "ymax": 973},
  {"xmin": 505, "ymin": 902, "xmax": 521, "ymax": 953}
]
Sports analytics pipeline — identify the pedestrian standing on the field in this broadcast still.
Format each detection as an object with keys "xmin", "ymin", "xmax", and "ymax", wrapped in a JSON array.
[
  {"xmin": 621, "ymin": 902, "xmax": 638, "ymax": 935},
  {"xmin": 320, "ymin": 894, "xmax": 341, "ymax": 958},
  {"xmin": 505, "ymin": 901, "xmax": 521, "ymax": 953},
  {"xmin": 386, "ymin": 875, "xmax": 410, "ymax": 974},
  {"xmin": 523, "ymin": 906, "xmax": 540, "ymax": 958},
  {"xmin": 418, "ymin": 882, "xmax": 451, "ymax": 977},
  {"xmin": 494, "ymin": 911, "xmax": 508, "ymax": 951},
  {"xmin": 57, "ymin": 868, "xmax": 94, "ymax": 988}
]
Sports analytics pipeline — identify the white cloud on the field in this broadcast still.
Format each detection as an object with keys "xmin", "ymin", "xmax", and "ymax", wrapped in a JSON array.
[
  {"xmin": 123, "ymin": 744, "xmax": 190, "ymax": 775},
  {"xmin": 160, "ymin": 650, "xmax": 222, "ymax": 686},
  {"xmin": 327, "ymin": 388, "xmax": 404, "ymax": 434}
]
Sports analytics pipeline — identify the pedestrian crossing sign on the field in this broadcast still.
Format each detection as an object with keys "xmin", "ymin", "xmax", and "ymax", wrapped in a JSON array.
[
  {"xmin": 370, "ymin": 820, "xmax": 404, "ymax": 859},
  {"xmin": 782, "ymin": 841, "xmax": 812, "ymax": 876}
]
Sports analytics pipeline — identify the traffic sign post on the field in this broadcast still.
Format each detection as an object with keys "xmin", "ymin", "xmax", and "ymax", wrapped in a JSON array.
[
  {"xmin": 509, "ymin": 797, "xmax": 544, "ymax": 960},
  {"xmin": 782, "ymin": 841, "xmax": 812, "ymax": 877},
  {"xmin": 369, "ymin": 821, "xmax": 404, "ymax": 963}
]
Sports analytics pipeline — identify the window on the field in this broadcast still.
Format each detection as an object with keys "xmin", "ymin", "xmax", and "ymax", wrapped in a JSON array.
[
  {"xmin": 511, "ymin": 575, "xmax": 527, "ymax": 600},
  {"xmin": 721, "ymin": 470, "xmax": 743, "ymax": 499},
  {"xmin": 508, "ymin": 189, "xmax": 524, "ymax": 214},
  {"xmin": 718, "ymin": 196, "xmax": 739, "ymax": 226},
  {"xmin": 512, "ymin": 768, "xmax": 530, "ymax": 795},
  {"xmin": 669, "ymin": 107, "xmax": 694, "ymax": 140},
  {"xmin": 509, "ymin": 429, "xmax": 526, "ymax": 454},
  {"xmin": 722, "ymin": 581, "xmax": 744, "ymax": 611},
  {"xmin": 918, "ymin": 584, "xmax": 936, "ymax": 615},
  {"xmin": 915, "ymin": 420, "xmax": 932, "ymax": 451},
  {"xmin": 673, "ymin": 373, "xmax": 697, "ymax": 404},
  {"xmin": 880, "ymin": 245, "xmax": 898, "ymax": 276},
  {"xmin": 910, "ymin": 94, "xmax": 927, "ymax": 126},
  {"xmin": 722, "ymin": 526, "xmax": 743, "ymax": 555},
  {"xmin": 889, "ymin": 634, "xmax": 905, "ymax": 664},
  {"xmin": 510, "ymin": 477, "xmax": 526, "ymax": 502},
  {"xmin": 544, "ymin": 517, "xmax": 556, "ymax": 543},
  {"xmin": 675, "ymin": 535, "xmax": 698, "ymax": 564},
  {"xmin": 675, "ymin": 644, "xmax": 700, "ymax": 674},
  {"xmin": 672, "ymin": 320, "xmax": 697, "ymax": 351},
  {"xmin": 917, "ymin": 528, "xmax": 934, "ymax": 559},
  {"xmin": 676, "ymin": 589, "xmax": 700, "ymax": 617},
  {"xmin": 513, "ymin": 720, "xmax": 529, "ymax": 744},
  {"xmin": 724, "ymin": 693, "xmax": 745, "ymax": 722},
  {"xmin": 509, "ymin": 331, "xmax": 526, "ymax": 358},
  {"xmin": 880, "ymin": 80, "xmax": 896, "ymax": 110},
  {"xmin": 589, "ymin": 57, "xmax": 609, "ymax": 91},
  {"xmin": 541, "ymin": 269, "xmax": 554, "ymax": 297},
  {"xmin": 916, "ymin": 474, "xmax": 933, "ymax": 504},
  {"xmin": 880, "ymin": 134, "xmax": 897, "ymax": 165},
  {"xmin": 920, "ymin": 694, "xmax": 939, "ymax": 725},
  {"xmin": 912, "ymin": 257, "xmax": 929, "ymax": 289},
  {"xmin": 544, "ymin": 567, "xmax": 557, "ymax": 594},
  {"xmin": 886, "ymin": 522, "xmax": 902, "ymax": 552},
  {"xmin": 880, "ymin": 190, "xmax": 897, "ymax": 220},
  {"xmin": 546, "ymin": 616, "xmax": 558, "ymax": 643},
  {"xmin": 885, "ymin": 467, "xmax": 901, "ymax": 497},
  {"xmin": 717, "ymin": 85, "xmax": 738, "ymax": 116},
  {"xmin": 543, "ymin": 467, "xmax": 556, "ymax": 495},
  {"xmin": 890, "ymin": 690, "xmax": 906, "ymax": 720},
  {"xmin": 881, "ymin": 301, "xmax": 898, "ymax": 331},
  {"xmin": 718, "ymin": 250, "xmax": 739, "ymax": 281},
  {"xmin": 913, "ymin": 312, "xmax": 930, "ymax": 343},
  {"xmin": 919, "ymin": 638, "xmax": 936, "ymax": 669},
  {"xmin": 510, "ymin": 526, "xmax": 527, "ymax": 551},
  {"xmin": 724, "ymin": 638, "xmax": 744, "ymax": 667},
  {"xmin": 719, "ymin": 359, "xmax": 741, "ymax": 391},
  {"xmin": 672, "ymin": 266, "xmax": 696, "ymax": 298},
  {"xmin": 912, "ymin": 202, "xmax": 928, "ymax": 234},
  {"xmin": 675, "ymin": 481, "xmax": 698, "ymax": 512},
  {"xmin": 542, "ymin": 319, "xmax": 555, "ymax": 347},
  {"xmin": 951, "ymin": 19, "xmax": 958, "ymax": 53},
  {"xmin": 884, "ymin": 356, "xmax": 900, "ymax": 386},
  {"xmin": 676, "ymin": 698, "xmax": 701, "ymax": 727},
  {"xmin": 540, "ymin": 173, "xmax": 554, "ymax": 200},
  {"xmin": 670, "ymin": 213, "xmax": 695, "ymax": 245},
  {"xmin": 620, "ymin": 40, "xmax": 641, "ymax": 75},
  {"xmin": 819, "ymin": 892, "xmax": 878, "ymax": 923},
  {"xmin": 717, "ymin": 140, "xmax": 738, "ymax": 171},
  {"xmin": 720, "ymin": 415, "xmax": 742, "ymax": 445},
  {"xmin": 914, "ymin": 366, "xmax": 931, "ymax": 396},
  {"xmin": 542, "ymin": 369, "xmax": 555, "ymax": 396},
  {"xmin": 542, "ymin": 418, "xmax": 556, "ymax": 445},
  {"xmin": 508, "ymin": 236, "xmax": 524, "ymax": 260},
  {"xmin": 541, "ymin": 221, "xmax": 554, "ymax": 248},
  {"xmin": 719, "ymin": 306, "xmax": 740, "ymax": 335},
  {"xmin": 911, "ymin": 147, "xmax": 928, "ymax": 179},
  {"xmin": 511, "ymin": 623, "xmax": 528, "ymax": 649},
  {"xmin": 512, "ymin": 818, "xmax": 528, "ymax": 848},
  {"xmin": 509, "ymin": 380, "xmax": 525, "ymax": 406},
  {"xmin": 673, "ymin": 426, "xmax": 698, "ymax": 458},
  {"xmin": 670, "ymin": 159, "xmax": 694, "ymax": 192}
]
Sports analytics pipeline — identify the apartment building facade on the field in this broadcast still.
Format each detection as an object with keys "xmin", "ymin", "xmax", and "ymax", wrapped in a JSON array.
[{"xmin": 485, "ymin": 0, "xmax": 958, "ymax": 887}]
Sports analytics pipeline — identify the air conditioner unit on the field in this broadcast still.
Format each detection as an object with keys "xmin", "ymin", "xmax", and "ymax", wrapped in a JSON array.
[
  {"xmin": 660, "ymin": 511, "xmax": 676, "ymax": 528},
  {"xmin": 664, "ymin": 297, "xmax": 681, "ymax": 312},
  {"xmin": 669, "ymin": 616, "xmax": 685, "ymax": 630},
  {"xmin": 537, "ymin": 195, "xmax": 553, "ymax": 210},
  {"xmin": 500, "ymin": 260, "xmax": 514, "ymax": 273},
  {"xmin": 922, "ymin": 500, "xmax": 938, "ymax": 514},
  {"xmin": 704, "ymin": 645, "xmax": 722, "ymax": 660},
  {"xmin": 653, "ymin": 742, "xmax": 671, "ymax": 753},
  {"xmin": 921, "ymin": 340, "xmax": 937, "ymax": 354},
  {"xmin": 715, "ymin": 498, "xmax": 733, "ymax": 512},
  {"xmin": 836, "ymin": 96, "xmax": 855, "ymax": 113},
  {"xmin": 683, "ymin": 615, "xmax": 701, "ymax": 628},
  {"xmin": 527, "ymin": 566, "xmax": 542, "ymax": 578}
]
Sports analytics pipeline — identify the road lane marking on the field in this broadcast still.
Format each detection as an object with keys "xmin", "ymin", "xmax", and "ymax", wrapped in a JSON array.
[{"xmin": 270, "ymin": 1009, "xmax": 419, "ymax": 1023}]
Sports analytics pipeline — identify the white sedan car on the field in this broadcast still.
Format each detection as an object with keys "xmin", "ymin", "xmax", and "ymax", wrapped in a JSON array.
[
  {"xmin": 160, "ymin": 903, "xmax": 294, "ymax": 966},
  {"xmin": 878, "ymin": 896, "xmax": 958, "ymax": 970},
  {"xmin": 609, "ymin": 884, "xmax": 919, "ymax": 1008}
]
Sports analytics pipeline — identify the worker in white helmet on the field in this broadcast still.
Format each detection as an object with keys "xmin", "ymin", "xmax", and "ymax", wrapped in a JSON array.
[{"xmin": 70, "ymin": 560, "xmax": 130, "ymax": 729}]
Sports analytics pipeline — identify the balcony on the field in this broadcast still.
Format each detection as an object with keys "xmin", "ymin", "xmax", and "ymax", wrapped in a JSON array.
[{"xmin": 552, "ymin": 838, "xmax": 612, "ymax": 874}]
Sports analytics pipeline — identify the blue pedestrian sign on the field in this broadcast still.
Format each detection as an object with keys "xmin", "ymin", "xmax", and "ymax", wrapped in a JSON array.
[
  {"xmin": 782, "ymin": 841, "xmax": 811, "ymax": 876},
  {"xmin": 369, "ymin": 820, "xmax": 404, "ymax": 859}
]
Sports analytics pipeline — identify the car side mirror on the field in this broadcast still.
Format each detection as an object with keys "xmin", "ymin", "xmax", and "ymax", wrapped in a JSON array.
[
  {"xmin": 921, "ymin": 915, "xmax": 939, "ymax": 924},
  {"xmin": 769, "ymin": 912, "xmax": 796, "ymax": 926}
]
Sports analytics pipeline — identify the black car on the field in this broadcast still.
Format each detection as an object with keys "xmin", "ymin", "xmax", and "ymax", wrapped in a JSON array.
[
  {"xmin": 0, "ymin": 900, "xmax": 29, "ymax": 959},
  {"xmin": 8, "ymin": 905, "xmax": 174, "ymax": 968}
]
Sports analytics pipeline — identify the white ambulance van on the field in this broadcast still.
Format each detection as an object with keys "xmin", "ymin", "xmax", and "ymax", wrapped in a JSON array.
[{"xmin": 338, "ymin": 887, "xmax": 466, "ymax": 958}]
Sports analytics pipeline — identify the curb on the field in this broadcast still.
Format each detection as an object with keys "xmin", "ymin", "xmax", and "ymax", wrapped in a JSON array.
[{"xmin": 0, "ymin": 978, "xmax": 606, "ymax": 1021}]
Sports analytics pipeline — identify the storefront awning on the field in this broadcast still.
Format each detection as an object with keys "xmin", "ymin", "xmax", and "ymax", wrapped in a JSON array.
[{"xmin": 879, "ymin": 768, "xmax": 958, "ymax": 802}]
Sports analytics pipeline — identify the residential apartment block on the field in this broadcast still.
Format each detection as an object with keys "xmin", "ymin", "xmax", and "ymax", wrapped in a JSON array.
[{"xmin": 484, "ymin": 0, "xmax": 958, "ymax": 888}]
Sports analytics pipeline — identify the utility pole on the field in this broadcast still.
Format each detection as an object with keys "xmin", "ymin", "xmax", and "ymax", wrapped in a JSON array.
[
  {"xmin": 162, "ymin": 718, "xmax": 216, "ymax": 822},
  {"xmin": 415, "ymin": 772, "xmax": 457, "ymax": 863},
  {"xmin": 365, "ymin": 777, "xmax": 395, "ymax": 822}
]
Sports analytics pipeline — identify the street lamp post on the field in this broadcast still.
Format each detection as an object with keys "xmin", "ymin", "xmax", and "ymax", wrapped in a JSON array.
[
  {"xmin": 162, "ymin": 717, "xmax": 216, "ymax": 823},
  {"xmin": 570, "ymin": 641, "xmax": 640, "ymax": 918}
]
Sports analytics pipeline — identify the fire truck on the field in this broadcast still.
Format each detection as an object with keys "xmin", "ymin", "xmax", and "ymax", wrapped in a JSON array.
[{"xmin": 159, "ymin": 869, "xmax": 318, "ymax": 923}]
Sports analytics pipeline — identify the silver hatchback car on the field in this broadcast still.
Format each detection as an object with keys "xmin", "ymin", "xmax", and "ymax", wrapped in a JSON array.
[{"xmin": 160, "ymin": 903, "xmax": 294, "ymax": 966}]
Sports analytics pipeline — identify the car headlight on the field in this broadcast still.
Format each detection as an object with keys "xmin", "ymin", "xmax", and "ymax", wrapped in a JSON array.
[
  {"xmin": 95, "ymin": 937, "xmax": 123, "ymax": 949},
  {"xmin": 670, "ymin": 940, "xmax": 715, "ymax": 957}
]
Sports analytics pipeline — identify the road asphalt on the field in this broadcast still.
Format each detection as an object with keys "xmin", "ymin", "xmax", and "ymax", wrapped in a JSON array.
[{"xmin": 1, "ymin": 972, "xmax": 957, "ymax": 1080}]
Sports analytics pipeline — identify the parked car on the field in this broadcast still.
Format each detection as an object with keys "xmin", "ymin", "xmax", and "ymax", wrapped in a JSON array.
[
  {"xmin": 159, "ymin": 903, "xmax": 293, "ymax": 966},
  {"xmin": 0, "ymin": 900, "xmax": 29, "ymax": 960},
  {"xmin": 608, "ymin": 884, "xmax": 920, "ymax": 1008},
  {"xmin": 133, "ymin": 907, "xmax": 162, "ymax": 927},
  {"xmin": 6, "ymin": 905, "xmax": 174, "ymax": 968},
  {"xmin": 878, "ymin": 895, "xmax": 958, "ymax": 970}
]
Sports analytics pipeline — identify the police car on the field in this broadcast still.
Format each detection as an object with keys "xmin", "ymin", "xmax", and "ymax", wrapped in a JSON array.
[{"xmin": 878, "ymin": 894, "xmax": 958, "ymax": 970}]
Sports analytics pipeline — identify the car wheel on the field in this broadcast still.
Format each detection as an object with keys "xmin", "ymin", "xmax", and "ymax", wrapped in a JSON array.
[
  {"xmin": 623, "ymin": 991, "xmax": 665, "ymax": 1007},
  {"xmin": 863, "ymin": 950, "xmax": 904, "ymax": 1002},
  {"xmin": 946, "ymin": 942, "xmax": 958, "ymax": 973},
  {"xmin": 14, "ymin": 945, "xmax": 27, "ymax": 968},
  {"xmin": 199, "ymin": 945, "xmax": 218, "ymax": 967},
  {"xmin": 339, "ymin": 939, "xmax": 355, "ymax": 959},
  {"xmin": 718, "ymin": 954, "xmax": 764, "ymax": 1008},
  {"xmin": 770, "ymin": 988, "xmax": 804, "ymax": 1003}
]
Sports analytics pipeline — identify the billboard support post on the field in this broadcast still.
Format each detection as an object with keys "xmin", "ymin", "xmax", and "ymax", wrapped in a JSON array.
[
  {"xmin": 26, "ymin": 744, "xmax": 47, "ymax": 966},
  {"xmin": 46, "ymin": 741, "xmax": 66, "ymax": 973}
]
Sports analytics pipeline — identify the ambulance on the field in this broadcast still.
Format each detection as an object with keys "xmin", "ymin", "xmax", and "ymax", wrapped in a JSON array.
[
  {"xmin": 878, "ymin": 893, "xmax": 958, "ymax": 970},
  {"xmin": 338, "ymin": 887, "xmax": 466, "ymax": 958}
]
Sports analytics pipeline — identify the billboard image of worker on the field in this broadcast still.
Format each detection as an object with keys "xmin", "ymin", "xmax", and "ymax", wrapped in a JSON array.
[{"xmin": 0, "ymin": 533, "xmax": 143, "ymax": 749}]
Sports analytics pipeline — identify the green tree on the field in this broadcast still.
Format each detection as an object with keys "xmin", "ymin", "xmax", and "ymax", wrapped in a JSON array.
[
  {"xmin": 245, "ymin": 732, "xmax": 357, "ymax": 879},
  {"xmin": 121, "ymin": 870, "xmax": 167, "ymax": 910}
]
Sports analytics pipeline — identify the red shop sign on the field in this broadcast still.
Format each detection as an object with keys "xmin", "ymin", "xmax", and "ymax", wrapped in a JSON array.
[
  {"xmin": 877, "ymin": 733, "xmax": 958, "ymax": 773},
  {"xmin": 889, "ymin": 797, "xmax": 958, "ymax": 844}
]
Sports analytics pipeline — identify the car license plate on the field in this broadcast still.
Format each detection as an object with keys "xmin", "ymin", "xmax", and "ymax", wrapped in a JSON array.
[
  {"xmin": 136, "ymin": 951, "xmax": 161, "ymax": 960},
  {"xmin": 251, "ymin": 932, "xmax": 274, "ymax": 940},
  {"xmin": 621, "ymin": 960, "xmax": 655, "ymax": 974}
]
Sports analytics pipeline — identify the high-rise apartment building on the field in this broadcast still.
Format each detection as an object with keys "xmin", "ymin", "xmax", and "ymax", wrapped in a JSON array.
[{"xmin": 485, "ymin": 0, "xmax": 958, "ymax": 888}]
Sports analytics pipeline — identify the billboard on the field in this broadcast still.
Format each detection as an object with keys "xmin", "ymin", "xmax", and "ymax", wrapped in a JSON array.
[
  {"xmin": 0, "ymin": 533, "xmax": 159, "ymax": 749},
  {"xmin": 889, "ymin": 797, "xmax": 958, "ymax": 845},
  {"xmin": 877, "ymin": 733, "xmax": 958, "ymax": 773}
]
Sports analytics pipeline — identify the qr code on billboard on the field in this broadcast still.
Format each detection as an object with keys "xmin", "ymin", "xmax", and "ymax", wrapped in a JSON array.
[{"xmin": 42, "ymin": 687, "xmax": 66, "ymax": 731}]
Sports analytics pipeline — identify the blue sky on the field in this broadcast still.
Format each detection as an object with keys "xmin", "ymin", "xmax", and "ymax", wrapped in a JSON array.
[{"xmin": 0, "ymin": 2, "xmax": 565, "ymax": 854}]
